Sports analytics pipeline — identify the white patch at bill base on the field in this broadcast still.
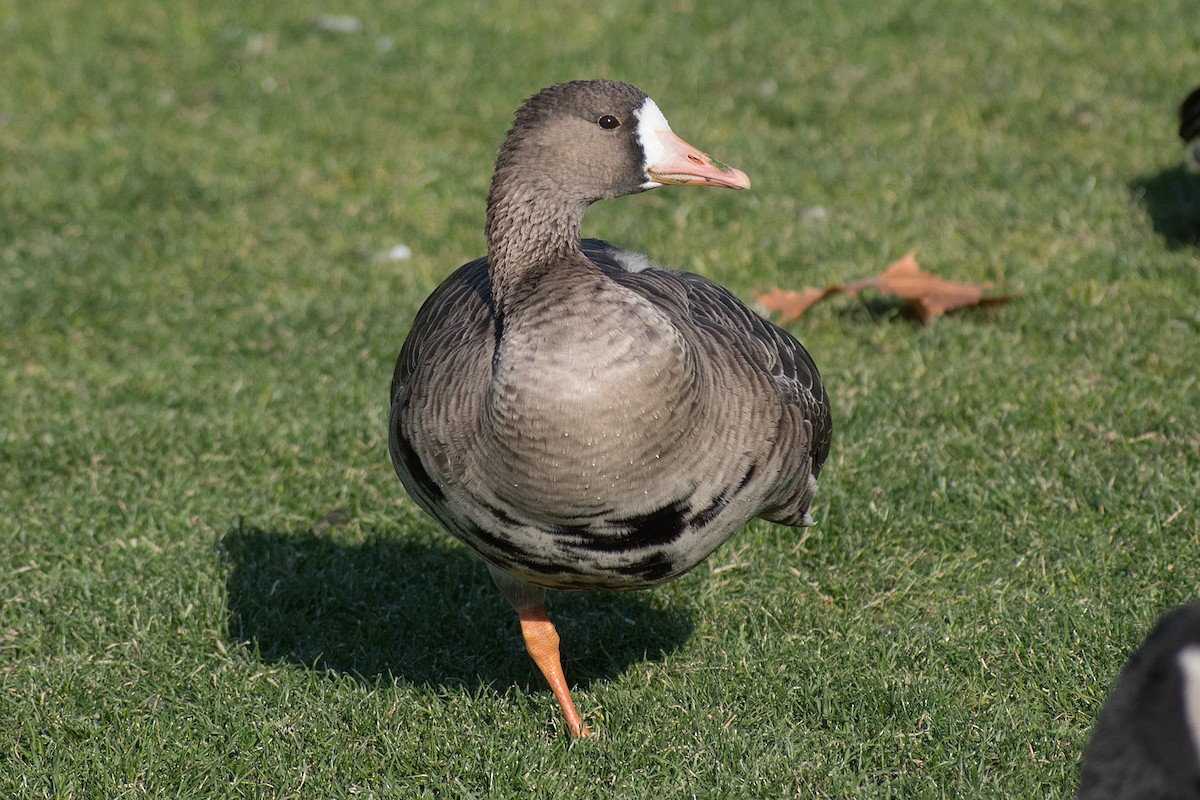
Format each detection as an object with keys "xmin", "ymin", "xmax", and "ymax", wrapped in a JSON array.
[{"xmin": 635, "ymin": 97, "xmax": 673, "ymax": 189}]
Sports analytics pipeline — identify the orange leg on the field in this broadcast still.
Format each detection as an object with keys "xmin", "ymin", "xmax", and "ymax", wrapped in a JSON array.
[{"xmin": 518, "ymin": 605, "xmax": 593, "ymax": 738}]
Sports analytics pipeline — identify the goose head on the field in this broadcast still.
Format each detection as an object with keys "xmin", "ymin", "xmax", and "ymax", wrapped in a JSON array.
[{"xmin": 488, "ymin": 80, "xmax": 750, "ymax": 210}]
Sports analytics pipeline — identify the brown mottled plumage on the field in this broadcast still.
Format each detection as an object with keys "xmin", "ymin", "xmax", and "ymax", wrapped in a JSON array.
[{"xmin": 388, "ymin": 80, "xmax": 831, "ymax": 737}]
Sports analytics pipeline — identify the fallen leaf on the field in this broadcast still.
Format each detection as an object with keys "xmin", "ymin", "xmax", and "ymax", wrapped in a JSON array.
[
  {"xmin": 756, "ymin": 252, "xmax": 1012, "ymax": 324},
  {"xmin": 756, "ymin": 286, "xmax": 838, "ymax": 325},
  {"xmin": 843, "ymin": 251, "xmax": 1012, "ymax": 323}
]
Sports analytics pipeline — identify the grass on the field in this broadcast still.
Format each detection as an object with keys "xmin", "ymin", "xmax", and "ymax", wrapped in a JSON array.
[{"xmin": 2, "ymin": 0, "xmax": 1198, "ymax": 796}]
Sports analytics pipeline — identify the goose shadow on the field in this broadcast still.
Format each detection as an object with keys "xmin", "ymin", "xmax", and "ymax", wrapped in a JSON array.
[
  {"xmin": 219, "ymin": 519, "xmax": 695, "ymax": 693},
  {"xmin": 1129, "ymin": 165, "xmax": 1200, "ymax": 248}
]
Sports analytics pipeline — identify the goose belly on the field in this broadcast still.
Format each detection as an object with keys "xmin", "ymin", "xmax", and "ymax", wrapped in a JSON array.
[
  {"xmin": 393, "ymin": 286, "xmax": 790, "ymax": 591},
  {"xmin": 452, "ymin": 358, "xmax": 775, "ymax": 589}
]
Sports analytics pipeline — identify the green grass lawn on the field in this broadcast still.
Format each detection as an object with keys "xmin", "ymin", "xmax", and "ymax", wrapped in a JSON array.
[{"xmin": 2, "ymin": 0, "xmax": 1198, "ymax": 796}]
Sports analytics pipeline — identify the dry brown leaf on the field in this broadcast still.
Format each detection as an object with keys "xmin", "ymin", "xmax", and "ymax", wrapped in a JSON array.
[
  {"xmin": 755, "ymin": 286, "xmax": 838, "ymax": 325},
  {"xmin": 842, "ymin": 251, "xmax": 1011, "ymax": 323},
  {"xmin": 756, "ymin": 251, "xmax": 1012, "ymax": 325}
]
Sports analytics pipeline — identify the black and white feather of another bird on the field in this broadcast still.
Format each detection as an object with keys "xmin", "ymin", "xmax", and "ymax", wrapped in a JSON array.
[
  {"xmin": 1179, "ymin": 86, "xmax": 1200, "ymax": 169},
  {"xmin": 1078, "ymin": 602, "xmax": 1200, "ymax": 799}
]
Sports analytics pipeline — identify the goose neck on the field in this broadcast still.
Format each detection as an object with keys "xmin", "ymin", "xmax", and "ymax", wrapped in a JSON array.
[{"xmin": 485, "ymin": 175, "xmax": 589, "ymax": 310}]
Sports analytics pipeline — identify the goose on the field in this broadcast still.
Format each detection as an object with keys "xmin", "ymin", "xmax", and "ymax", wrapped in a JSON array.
[
  {"xmin": 1180, "ymin": 86, "xmax": 1200, "ymax": 168},
  {"xmin": 1077, "ymin": 602, "xmax": 1200, "ymax": 799},
  {"xmin": 388, "ymin": 80, "xmax": 831, "ymax": 737}
]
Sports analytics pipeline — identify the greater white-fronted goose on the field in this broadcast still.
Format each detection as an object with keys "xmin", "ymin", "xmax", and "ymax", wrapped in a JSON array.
[
  {"xmin": 1078, "ymin": 602, "xmax": 1200, "ymax": 798},
  {"xmin": 389, "ymin": 80, "xmax": 831, "ymax": 737}
]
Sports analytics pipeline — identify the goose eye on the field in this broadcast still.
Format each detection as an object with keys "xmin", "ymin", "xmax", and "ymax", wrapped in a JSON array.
[{"xmin": 597, "ymin": 115, "xmax": 621, "ymax": 129}]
